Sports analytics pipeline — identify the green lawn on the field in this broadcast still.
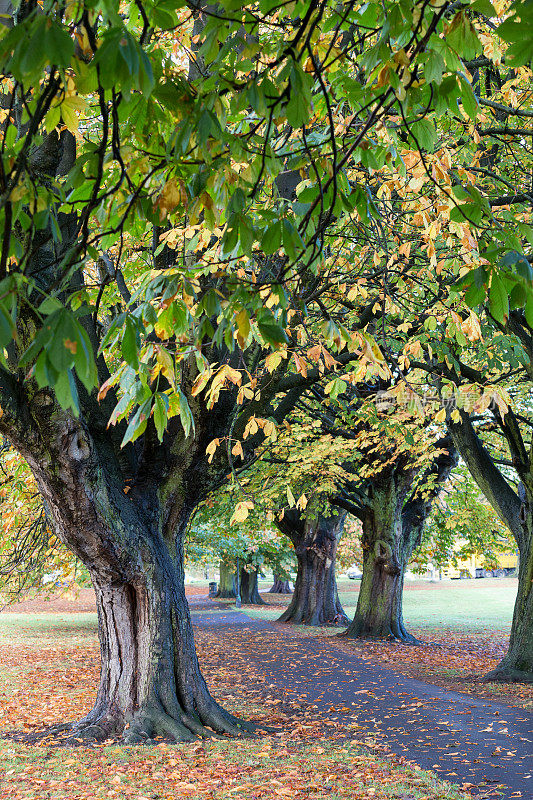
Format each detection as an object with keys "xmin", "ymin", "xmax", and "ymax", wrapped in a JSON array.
[
  {"xmin": 0, "ymin": 611, "xmax": 98, "ymax": 646},
  {"xmin": 248, "ymin": 578, "xmax": 518, "ymax": 631}
]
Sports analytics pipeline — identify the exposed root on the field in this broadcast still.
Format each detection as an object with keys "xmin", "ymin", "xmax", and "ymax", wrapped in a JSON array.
[
  {"xmin": 482, "ymin": 666, "xmax": 533, "ymax": 684},
  {"xmin": 341, "ymin": 621, "xmax": 423, "ymax": 645},
  {"xmin": 278, "ymin": 610, "xmax": 348, "ymax": 627}
]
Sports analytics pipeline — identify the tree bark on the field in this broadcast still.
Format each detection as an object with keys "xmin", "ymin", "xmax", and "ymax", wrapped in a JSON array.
[
  {"xmin": 240, "ymin": 568, "xmax": 265, "ymax": 605},
  {"xmin": 216, "ymin": 560, "xmax": 236, "ymax": 599},
  {"xmin": 86, "ymin": 541, "xmax": 240, "ymax": 742},
  {"xmin": 1, "ymin": 408, "xmax": 251, "ymax": 742},
  {"xmin": 485, "ymin": 524, "xmax": 533, "ymax": 682},
  {"xmin": 269, "ymin": 575, "xmax": 293, "ymax": 593},
  {"xmin": 344, "ymin": 437, "xmax": 457, "ymax": 643},
  {"xmin": 449, "ymin": 415, "xmax": 532, "ymax": 681},
  {"xmin": 344, "ymin": 476, "xmax": 418, "ymax": 643},
  {"xmin": 277, "ymin": 510, "xmax": 348, "ymax": 626}
]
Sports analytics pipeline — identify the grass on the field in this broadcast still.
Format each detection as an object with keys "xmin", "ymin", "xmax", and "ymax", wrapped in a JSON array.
[
  {"xmin": 0, "ymin": 581, "xmax": 525, "ymax": 798},
  {"xmin": 0, "ymin": 612, "xmax": 98, "ymax": 646},
  {"xmin": 0, "ymin": 738, "xmax": 473, "ymax": 800},
  {"xmin": 248, "ymin": 578, "xmax": 518, "ymax": 631},
  {"xmin": 0, "ymin": 607, "xmax": 475, "ymax": 800}
]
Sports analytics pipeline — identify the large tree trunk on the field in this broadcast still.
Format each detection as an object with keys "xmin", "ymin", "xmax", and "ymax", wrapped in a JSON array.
[
  {"xmin": 344, "ymin": 437, "xmax": 457, "ymax": 644},
  {"xmin": 216, "ymin": 560, "xmax": 236, "ymax": 599},
  {"xmin": 344, "ymin": 475, "xmax": 419, "ymax": 643},
  {"xmin": 2, "ymin": 409, "xmax": 250, "ymax": 742},
  {"xmin": 277, "ymin": 510, "xmax": 348, "ymax": 626},
  {"xmin": 448, "ymin": 416, "xmax": 532, "ymax": 681},
  {"xmin": 269, "ymin": 575, "xmax": 293, "ymax": 593},
  {"xmin": 485, "ymin": 528, "xmax": 533, "ymax": 682},
  {"xmin": 240, "ymin": 568, "xmax": 265, "ymax": 605},
  {"xmin": 86, "ymin": 539, "xmax": 241, "ymax": 742}
]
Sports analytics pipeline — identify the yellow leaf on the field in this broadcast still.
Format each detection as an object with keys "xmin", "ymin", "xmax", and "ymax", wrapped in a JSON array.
[
  {"xmin": 296, "ymin": 493, "xmax": 308, "ymax": 510},
  {"xmin": 231, "ymin": 440, "xmax": 244, "ymax": 459},
  {"xmin": 230, "ymin": 500, "xmax": 254, "ymax": 525},
  {"xmin": 191, "ymin": 370, "xmax": 211, "ymax": 396},
  {"xmin": 206, "ymin": 438, "xmax": 220, "ymax": 463},
  {"xmin": 243, "ymin": 417, "xmax": 259, "ymax": 439}
]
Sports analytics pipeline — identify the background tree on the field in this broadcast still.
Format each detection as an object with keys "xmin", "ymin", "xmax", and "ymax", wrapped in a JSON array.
[
  {"xmin": 413, "ymin": 465, "xmax": 516, "ymax": 578},
  {"xmin": 0, "ymin": 444, "xmax": 83, "ymax": 602},
  {"xmin": 190, "ymin": 498, "xmax": 295, "ymax": 605}
]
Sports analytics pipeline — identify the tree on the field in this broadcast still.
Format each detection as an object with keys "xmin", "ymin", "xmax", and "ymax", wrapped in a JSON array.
[
  {"xmin": 216, "ymin": 560, "xmax": 237, "ymax": 600},
  {"xmin": 277, "ymin": 507, "xmax": 348, "ymax": 626},
  {"xmin": 0, "ymin": 0, "xmax": 523, "ymax": 740},
  {"xmin": 269, "ymin": 575, "xmax": 293, "ymax": 594},
  {"xmin": 341, "ymin": 435, "xmax": 457, "ymax": 642},
  {"xmin": 239, "ymin": 566, "xmax": 265, "ymax": 605},
  {"xmin": 0, "ymin": 444, "xmax": 82, "ymax": 600},
  {"xmin": 221, "ymin": 404, "xmax": 357, "ymax": 625},
  {"xmin": 188, "ymin": 509, "xmax": 294, "ymax": 605},
  {"xmin": 413, "ymin": 465, "xmax": 515, "ymax": 577}
]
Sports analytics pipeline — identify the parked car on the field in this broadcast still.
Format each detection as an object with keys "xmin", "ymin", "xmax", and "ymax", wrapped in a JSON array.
[{"xmin": 346, "ymin": 565, "xmax": 363, "ymax": 580}]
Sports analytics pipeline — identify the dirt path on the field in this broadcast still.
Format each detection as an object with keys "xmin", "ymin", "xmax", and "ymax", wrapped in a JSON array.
[{"xmin": 191, "ymin": 606, "xmax": 533, "ymax": 800}]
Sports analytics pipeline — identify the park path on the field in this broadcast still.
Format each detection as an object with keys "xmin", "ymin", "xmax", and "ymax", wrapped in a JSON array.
[{"xmin": 190, "ymin": 604, "xmax": 532, "ymax": 800}]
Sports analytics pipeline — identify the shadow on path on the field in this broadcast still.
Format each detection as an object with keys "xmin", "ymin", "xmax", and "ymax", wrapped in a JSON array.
[{"xmin": 191, "ymin": 604, "xmax": 532, "ymax": 800}]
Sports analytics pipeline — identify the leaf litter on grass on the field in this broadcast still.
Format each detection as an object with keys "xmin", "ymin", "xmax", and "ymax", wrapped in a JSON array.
[{"xmin": 0, "ymin": 615, "xmax": 473, "ymax": 800}]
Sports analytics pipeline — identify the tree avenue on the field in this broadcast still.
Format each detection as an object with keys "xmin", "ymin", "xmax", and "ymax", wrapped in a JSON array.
[{"xmin": 0, "ymin": 0, "xmax": 530, "ymax": 742}]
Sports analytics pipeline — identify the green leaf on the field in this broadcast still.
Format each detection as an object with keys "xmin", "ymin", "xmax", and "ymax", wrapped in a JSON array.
[
  {"xmin": 261, "ymin": 222, "xmax": 282, "ymax": 255},
  {"xmin": 470, "ymin": 0, "xmax": 497, "ymax": 14},
  {"xmin": 0, "ymin": 302, "xmax": 15, "ymax": 349},
  {"xmin": 447, "ymin": 11, "xmax": 481, "ymax": 60},
  {"xmin": 424, "ymin": 50, "xmax": 446, "ymax": 85},
  {"xmin": 122, "ymin": 316, "xmax": 139, "ymax": 369},
  {"xmin": 458, "ymin": 75, "xmax": 478, "ymax": 120},
  {"xmin": 121, "ymin": 400, "xmax": 150, "ymax": 446},
  {"xmin": 178, "ymin": 389, "xmax": 194, "ymax": 438},
  {"xmin": 153, "ymin": 393, "xmax": 169, "ymax": 441},
  {"xmin": 489, "ymin": 274, "xmax": 509, "ymax": 323},
  {"xmin": 45, "ymin": 21, "xmax": 74, "ymax": 67},
  {"xmin": 256, "ymin": 309, "xmax": 288, "ymax": 347},
  {"xmin": 410, "ymin": 118, "xmax": 437, "ymax": 152},
  {"xmin": 48, "ymin": 311, "xmax": 78, "ymax": 373},
  {"xmin": 464, "ymin": 283, "xmax": 486, "ymax": 307},
  {"xmin": 55, "ymin": 369, "xmax": 80, "ymax": 414}
]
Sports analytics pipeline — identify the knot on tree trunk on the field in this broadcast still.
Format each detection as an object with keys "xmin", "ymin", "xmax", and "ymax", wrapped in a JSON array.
[
  {"xmin": 374, "ymin": 539, "xmax": 393, "ymax": 561},
  {"xmin": 68, "ymin": 430, "xmax": 91, "ymax": 461},
  {"xmin": 374, "ymin": 540, "xmax": 401, "ymax": 575}
]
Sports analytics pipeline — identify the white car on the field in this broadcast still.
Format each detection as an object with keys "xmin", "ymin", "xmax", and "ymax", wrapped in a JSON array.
[{"xmin": 346, "ymin": 565, "xmax": 363, "ymax": 580}]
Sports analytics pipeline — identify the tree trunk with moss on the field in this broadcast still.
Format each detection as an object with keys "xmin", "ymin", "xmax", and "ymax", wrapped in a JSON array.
[
  {"xmin": 240, "ymin": 567, "xmax": 265, "ymax": 605},
  {"xmin": 0, "ymin": 403, "xmax": 254, "ymax": 743},
  {"xmin": 277, "ymin": 510, "xmax": 348, "ymax": 626},
  {"xmin": 345, "ymin": 437, "xmax": 457, "ymax": 644},
  {"xmin": 344, "ymin": 474, "xmax": 417, "ymax": 642},
  {"xmin": 485, "ymin": 529, "xmax": 533, "ymax": 681},
  {"xmin": 269, "ymin": 575, "xmax": 293, "ymax": 593},
  {"xmin": 216, "ymin": 560, "xmax": 236, "ymax": 599},
  {"xmin": 449, "ymin": 414, "xmax": 533, "ymax": 681}
]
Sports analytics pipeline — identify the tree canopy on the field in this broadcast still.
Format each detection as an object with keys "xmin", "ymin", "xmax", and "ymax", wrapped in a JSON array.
[{"xmin": 0, "ymin": 0, "xmax": 532, "ymax": 742}]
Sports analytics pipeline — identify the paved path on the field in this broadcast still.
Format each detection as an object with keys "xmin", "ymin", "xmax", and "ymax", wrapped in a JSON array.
[{"xmin": 191, "ymin": 606, "xmax": 533, "ymax": 800}]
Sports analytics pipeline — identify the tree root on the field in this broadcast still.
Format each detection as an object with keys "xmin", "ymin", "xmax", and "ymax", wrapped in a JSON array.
[
  {"xmin": 120, "ymin": 694, "xmax": 258, "ymax": 744},
  {"xmin": 341, "ymin": 621, "xmax": 424, "ymax": 645},
  {"xmin": 278, "ymin": 610, "xmax": 349, "ymax": 626},
  {"xmin": 482, "ymin": 666, "xmax": 533, "ymax": 684}
]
